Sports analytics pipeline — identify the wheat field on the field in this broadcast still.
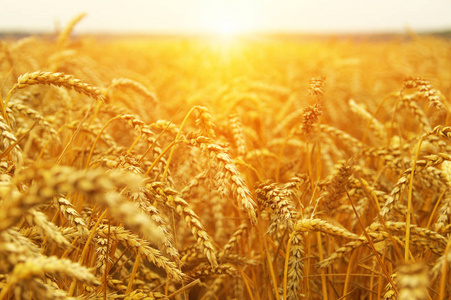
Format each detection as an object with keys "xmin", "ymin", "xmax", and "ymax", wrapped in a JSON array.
[{"xmin": 0, "ymin": 14, "xmax": 451, "ymax": 299}]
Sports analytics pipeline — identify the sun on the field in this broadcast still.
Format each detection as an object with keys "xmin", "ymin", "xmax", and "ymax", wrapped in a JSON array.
[
  {"xmin": 217, "ymin": 20, "xmax": 239, "ymax": 37},
  {"xmin": 213, "ymin": 19, "xmax": 246, "ymax": 38},
  {"xmin": 200, "ymin": 2, "xmax": 260, "ymax": 37}
]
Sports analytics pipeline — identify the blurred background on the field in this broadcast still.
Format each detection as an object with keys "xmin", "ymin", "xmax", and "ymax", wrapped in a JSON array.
[{"xmin": 1, "ymin": 0, "xmax": 451, "ymax": 35}]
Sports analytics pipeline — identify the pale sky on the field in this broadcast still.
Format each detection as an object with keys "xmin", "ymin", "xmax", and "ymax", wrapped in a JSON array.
[{"xmin": 2, "ymin": 0, "xmax": 451, "ymax": 34}]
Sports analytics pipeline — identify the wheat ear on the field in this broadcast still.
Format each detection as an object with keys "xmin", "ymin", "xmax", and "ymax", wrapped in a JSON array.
[
  {"xmin": 286, "ymin": 232, "xmax": 305, "ymax": 300},
  {"xmin": 403, "ymin": 76, "xmax": 446, "ymax": 110},
  {"xmin": 56, "ymin": 12, "xmax": 87, "ymax": 51},
  {"xmin": 97, "ymin": 225, "xmax": 185, "ymax": 282},
  {"xmin": 294, "ymin": 218, "xmax": 362, "ymax": 240},
  {"xmin": 188, "ymin": 135, "xmax": 257, "ymax": 224},
  {"xmin": 397, "ymin": 262, "xmax": 429, "ymax": 300},
  {"xmin": 106, "ymin": 77, "xmax": 158, "ymax": 104},
  {"xmin": 53, "ymin": 197, "xmax": 90, "ymax": 239},
  {"xmin": 0, "ymin": 255, "xmax": 98, "ymax": 298},
  {"xmin": 6, "ymin": 71, "xmax": 105, "ymax": 107},
  {"xmin": 148, "ymin": 182, "xmax": 218, "ymax": 267},
  {"xmin": 380, "ymin": 153, "xmax": 451, "ymax": 217}
]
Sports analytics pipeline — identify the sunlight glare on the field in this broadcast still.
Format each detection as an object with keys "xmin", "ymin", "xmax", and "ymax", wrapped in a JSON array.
[
  {"xmin": 217, "ymin": 20, "xmax": 237, "ymax": 37},
  {"xmin": 201, "ymin": 2, "xmax": 259, "ymax": 37}
]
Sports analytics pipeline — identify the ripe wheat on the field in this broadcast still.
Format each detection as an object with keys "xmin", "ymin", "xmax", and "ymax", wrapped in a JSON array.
[{"xmin": 0, "ymin": 14, "xmax": 450, "ymax": 299}]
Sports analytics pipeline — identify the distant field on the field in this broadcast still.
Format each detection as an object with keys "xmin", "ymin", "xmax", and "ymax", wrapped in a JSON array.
[
  {"xmin": 1, "ymin": 28, "xmax": 451, "ymax": 39},
  {"xmin": 0, "ymin": 15, "xmax": 451, "ymax": 299}
]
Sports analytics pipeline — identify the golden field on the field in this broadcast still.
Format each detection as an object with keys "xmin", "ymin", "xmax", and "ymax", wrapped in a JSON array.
[{"xmin": 0, "ymin": 16, "xmax": 451, "ymax": 299}]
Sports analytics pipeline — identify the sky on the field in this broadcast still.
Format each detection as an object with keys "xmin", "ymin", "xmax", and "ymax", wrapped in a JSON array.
[{"xmin": 2, "ymin": 0, "xmax": 451, "ymax": 35}]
